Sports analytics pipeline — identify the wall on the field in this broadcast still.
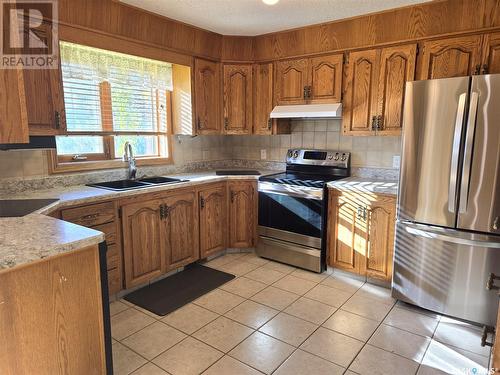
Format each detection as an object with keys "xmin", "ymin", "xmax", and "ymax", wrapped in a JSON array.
[
  {"xmin": 228, "ymin": 119, "xmax": 401, "ymax": 169},
  {"xmin": 0, "ymin": 135, "xmax": 231, "ymax": 180}
]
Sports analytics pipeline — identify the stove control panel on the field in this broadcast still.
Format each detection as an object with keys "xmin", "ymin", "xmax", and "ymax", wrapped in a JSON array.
[{"xmin": 286, "ymin": 149, "xmax": 350, "ymax": 168}]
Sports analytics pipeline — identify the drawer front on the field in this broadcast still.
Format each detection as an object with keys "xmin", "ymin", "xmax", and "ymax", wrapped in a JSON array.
[
  {"xmin": 106, "ymin": 244, "xmax": 120, "ymax": 270},
  {"xmin": 62, "ymin": 201, "xmax": 115, "ymax": 227},
  {"xmin": 107, "ymin": 268, "xmax": 122, "ymax": 295},
  {"xmin": 93, "ymin": 222, "xmax": 117, "ymax": 245}
]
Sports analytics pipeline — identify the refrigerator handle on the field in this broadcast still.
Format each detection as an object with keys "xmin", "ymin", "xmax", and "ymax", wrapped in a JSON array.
[
  {"xmin": 458, "ymin": 91, "xmax": 479, "ymax": 214},
  {"xmin": 448, "ymin": 93, "xmax": 467, "ymax": 213}
]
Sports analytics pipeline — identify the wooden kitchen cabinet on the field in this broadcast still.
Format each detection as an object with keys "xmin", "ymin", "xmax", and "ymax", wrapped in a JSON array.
[
  {"xmin": 121, "ymin": 198, "xmax": 166, "ymax": 288},
  {"xmin": 0, "ymin": 65, "xmax": 29, "ymax": 143},
  {"xmin": 343, "ymin": 44, "xmax": 416, "ymax": 136},
  {"xmin": 327, "ymin": 189, "xmax": 396, "ymax": 282},
  {"xmin": 194, "ymin": 58, "xmax": 221, "ymax": 134},
  {"xmin": 228, "ymin": 181, "xmax": 257, "ymax": 248},
  {"xmin": 253, "ymin": 62, "xmax": 274, "ymax": 135},
  {"xmin": 274, "ymin": 55, "xmax": 342, "ymax": 105},
  {"xmin": 223, "ymin": 64, "xmax": 253, "ymax": 134},
  {"xmin": 23, "ymin": 20, "xmax": 66, "ymax": 135},
  {"xmin": 164, "ymin": 191, "xmax": 200, "ymax": 270},
  {"xmin": 418, "ymin": 35, "xmax": 483, "ymax": 79},
  {"xmin": 199, "ymin": 183, "xmax": 227, "ymax": 258},
  {"xmin": 481, "ymin": 33, "xmax": 500, "ymax": 74}
]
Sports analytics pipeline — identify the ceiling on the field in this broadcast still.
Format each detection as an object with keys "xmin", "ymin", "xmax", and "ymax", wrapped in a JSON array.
[{"xmin": 120, "ymin": 0, "xmax": 432, "ymax": 36}]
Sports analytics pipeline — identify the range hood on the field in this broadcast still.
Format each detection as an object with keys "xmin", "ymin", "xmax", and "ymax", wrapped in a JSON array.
[{"xmin": 270, "ymin": 103, "xmax": 342, "ymax": 119}]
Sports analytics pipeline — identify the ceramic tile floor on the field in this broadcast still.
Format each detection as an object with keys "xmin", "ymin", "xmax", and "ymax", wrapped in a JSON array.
[{"xmin": 109, "ymin": 252, "xmax": 493, "ymax": 375}]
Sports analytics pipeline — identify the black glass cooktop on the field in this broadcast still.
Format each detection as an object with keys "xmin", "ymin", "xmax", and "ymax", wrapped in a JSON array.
[
  {"xmin": 0, "ymin": 199, "xmax": 59, "ymax": 217},
  {"xmin": 259, "ymin": 172, "xmax": 345, "ymax": 188}
]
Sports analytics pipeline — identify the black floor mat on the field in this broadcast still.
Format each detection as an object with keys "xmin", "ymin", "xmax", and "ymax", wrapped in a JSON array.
[{"xmin": 123, "ymin": 264, "xmax": 235, "ymax": 316}]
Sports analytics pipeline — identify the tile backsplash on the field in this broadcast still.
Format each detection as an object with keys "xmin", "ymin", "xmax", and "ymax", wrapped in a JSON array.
[
  {"xmin": 0, "ymin": 119, "xmax": 401, "ymax": 182},
  {"xmin": 227, "ymin": 119, "xmax": 402, "ymax": 168}
]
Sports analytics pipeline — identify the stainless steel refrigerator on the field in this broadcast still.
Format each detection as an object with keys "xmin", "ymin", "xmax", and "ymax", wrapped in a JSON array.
[{"xmin": 393, "ymin": 74, "xmax": 500, "ymax": 327}]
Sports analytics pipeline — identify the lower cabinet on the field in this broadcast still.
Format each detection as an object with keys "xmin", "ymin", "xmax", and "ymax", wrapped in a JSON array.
[
  {"xmin": 121, "ymin": 198, "xmax": 167, "ymax": 288},
  {"xmin": 164, "ymin": 191, "xmax": 200, "ymax": 270},
  {"xmin": 199, "ymin": 183, "xmax": 227, "ymax": 258},
  {"xmin": 327, "ymin": 188, "xmax": 396, "ymax": 282},
  {"xmin": 228, "ymin": 181, "xmax": 257, "ymax": 248}
]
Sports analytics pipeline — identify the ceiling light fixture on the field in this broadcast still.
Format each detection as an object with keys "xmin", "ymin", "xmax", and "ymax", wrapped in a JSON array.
[{"xmin": 262, "ymin": 0, "xmax": 280, "ymax": 5}]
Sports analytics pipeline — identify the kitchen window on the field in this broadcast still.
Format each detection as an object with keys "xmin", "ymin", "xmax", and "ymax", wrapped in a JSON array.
[{"xmin": 54, "ymin": 41, "xmax": 173, "ymax": 169}]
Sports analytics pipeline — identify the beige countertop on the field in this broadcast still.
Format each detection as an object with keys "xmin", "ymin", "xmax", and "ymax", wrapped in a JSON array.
[
  {"xmin": 0, "ymin": 170, "xmax": 278, "ymax": 270},
  {"xmin": 327, "ymin": 177, "xmax": 399, "ymax": 196}
]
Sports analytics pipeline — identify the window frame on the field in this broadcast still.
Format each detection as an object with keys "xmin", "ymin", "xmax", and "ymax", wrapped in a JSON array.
[{"xmin": 49, "ymin": 39, "xmax": 175, "ymax": 174}]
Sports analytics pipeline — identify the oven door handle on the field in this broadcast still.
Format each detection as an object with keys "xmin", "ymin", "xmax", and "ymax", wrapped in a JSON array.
[{"xmin": 258, "ymin": 183, "xmax": 323, "ymax": 201}]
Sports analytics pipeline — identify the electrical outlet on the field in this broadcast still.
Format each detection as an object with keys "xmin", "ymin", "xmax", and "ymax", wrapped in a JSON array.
[
  {"xmin": 393, "ymin": 155, "xmax": 401, "ymax": 169},
  {"xmin": 260, "ymin": 149, "xmax": 267, "ymax": 160}
]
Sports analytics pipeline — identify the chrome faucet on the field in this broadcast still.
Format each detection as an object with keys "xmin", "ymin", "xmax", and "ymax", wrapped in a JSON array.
[{"xmin": 123, "ymin": 141, "xmax": 137, "ymax": 180}]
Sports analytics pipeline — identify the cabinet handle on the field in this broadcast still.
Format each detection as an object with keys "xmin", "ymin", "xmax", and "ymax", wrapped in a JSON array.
[
  {"xmin": 55, "ymin": 111, "xmax": 61, "ymax": 129},
  {"xmin": 473, "ymin": 64, "xmax": 481, "ymax": 75},
  {"xmin": 230, "ymin": 191, "xmax": 235, "ymax": 203},
  {"xmin": 493, "ymin": 216, "xmax": 499, "ymax": 230},
  {"xmin": 303, "ymin": 86, "xmax": 308, "ymax": 100},
  {"xmin": 159, "ymin": 204, "xmax": 165, "ymax": 220},
  {"xmin": 200, "ymin": 196, "xmax": 205, "ymax": 209},
  {"xmin": 81, "ymin": 213, "xmax": 99, "ymax": 221},
  {"xmin": 481, "ymin": 64, "xmax": 489, "ymax": 75},
  {"xmin": 307, "ymin": 86, "xmax": 312, "ymax": 99},
  {"xmin": 371, "ymin": 116, "xmax": 377, "ymax": 131},
  {"xmin": 224, "ymin": 117, "xmax": 229, "ymax": 130},
  {"xmin": 377, "ymin": 115, "xmax": 383, "ymax": 130},
  {"xmin": 486, "ymin": 272, "xmax": 500, "ymax": 291},
  {"xmin": 197, "ymin": 117, "xmax": 203, "ymax": 130},
  {"xmin": 267, "ymin": 118, "xmax": 272, "ymax": 130}
]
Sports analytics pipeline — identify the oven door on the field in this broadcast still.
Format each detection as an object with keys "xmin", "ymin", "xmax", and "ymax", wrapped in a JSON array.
[{"xmin": 258, "ymin": 181, "xmax": 324, "ymax": 248}]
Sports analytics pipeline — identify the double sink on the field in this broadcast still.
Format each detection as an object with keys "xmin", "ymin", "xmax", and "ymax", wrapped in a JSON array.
[{"xmin": 88, "ymin": 176, "xmax": 188, "ymax": 191}]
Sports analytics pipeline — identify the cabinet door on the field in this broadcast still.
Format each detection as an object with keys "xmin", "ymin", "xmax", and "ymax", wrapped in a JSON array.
[
  {"xmin": 482, "ymin": 33, "xmax": 500, "ymax": 74},
  {"xmin": 343, "ymin": 49, "xmax": 379, "ymax": 135},
  {"xmin": 0, "ymin": 66, "xmax": 28, "ymax": 143},
  {"xmin": 327, "ymin": 192, "xmax": 366, "ymax": 273},
  {"xmin": 23, "ymin": 21, "xmax": 66, "ymax": 135},
  {"xmin": 493, "ymin": 300, "xmax": 500, "ymax": 373},
  {"xmin": 418, "ymin": 35, "xmax": 482, "ymax": 79},
  {"xmin": 194, "ymin": 58, "xmax": 221, "ymax": 134},
  {"xmin": 122, "ymin": 199, "xmax": 166, "ymax": 288},
  {"xmin": 274, "ymin": 58, "xmax": 309, "ymax": 105},
  {"xmin": 365, "ymin": 196, "xmax": 396, "ymax": 282},
  {"xmin": 253, "ymin": 63, "xmax": 274, "ymax": 135},
  {"xmin": 377, "ymin": 44, "xmax": 417, "ymax": 135},
  {"xmin": 223, "ymin": 64, "xmax": 252, "ymax": 134},
  {"xmin": 309, "ymin": 54, "xmax": 343, "ymax": 103},
  {"xmin": 228, "ymin": 181, "xmax": 256, "ymax": 248},
  {"xmin": 199, "ymin": 184, "xmax": 227, "ymax": 258},
  {"xmin": 164, "ymin": 191, "xmax": 200, "ymax": 270}
]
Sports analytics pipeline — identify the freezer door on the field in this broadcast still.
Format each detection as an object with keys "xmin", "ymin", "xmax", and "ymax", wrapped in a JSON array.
[
  {"xmin": 398, "ymin": 77, "xmax": 470, "ymax": 227},
  {"xmin": 392, "ymin": 221, "xmax": 500, "ymax": 326},
  {"xmin": 457, "ymin": 74, "xmax": 500, "ymax": 235}
]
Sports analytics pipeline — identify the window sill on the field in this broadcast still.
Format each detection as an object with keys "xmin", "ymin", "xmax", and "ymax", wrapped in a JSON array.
[{"xmin": 47, "ymin": 151, "xmax": 173, "ymax": 174}]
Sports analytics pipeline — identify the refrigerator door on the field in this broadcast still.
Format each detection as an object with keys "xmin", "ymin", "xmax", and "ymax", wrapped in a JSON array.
[
  {"xmin": 392, "ymin": 220, "xmax": 500, "ymax": 326},
  {"xmin": 398, "ymin": 77, "xmax": 470, "ymax": 227},
  {"xmin": 457, "ymin": 74, "xmax": 500, "ymax": 235}
]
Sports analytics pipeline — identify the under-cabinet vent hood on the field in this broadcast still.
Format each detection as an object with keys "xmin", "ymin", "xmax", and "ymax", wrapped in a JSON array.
[{"xmin": 270, "ymin": 103, "xmax": 342, "ymax": 119}]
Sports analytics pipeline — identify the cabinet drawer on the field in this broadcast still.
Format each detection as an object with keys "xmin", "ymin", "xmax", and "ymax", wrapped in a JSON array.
[
  {"xmin": 106, "ymin": 244, "xmax": 120, "ymax": 270},
  {"xmin": 93, "ymin": 222, "xmax": 116, "ymax": 245},
  {"xmin": 107, "ymin": 268, "xmax": 122, "ymax": 295},
  {"xmin": 61, "ymin": 201, "xmax": 115, "ymax": 227}
]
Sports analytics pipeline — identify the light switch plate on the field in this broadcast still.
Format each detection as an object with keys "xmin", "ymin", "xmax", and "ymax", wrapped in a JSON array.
[
  {"xmin": 260, "ymin": 149, "xmax": 267, "ymax": 160},
  {"xmin": 393, "ymin": 155, "xmax": 401, "ymax": 169}
]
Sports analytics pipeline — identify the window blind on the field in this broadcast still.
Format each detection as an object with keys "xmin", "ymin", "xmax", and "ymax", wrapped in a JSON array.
[{"xmin": 59, "ymin": 41, "xmax": 172, "ymax": 134}]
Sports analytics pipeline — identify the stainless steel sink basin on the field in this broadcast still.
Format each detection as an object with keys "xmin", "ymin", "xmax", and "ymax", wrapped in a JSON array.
[
  {"xmin": 87, "ymin": 180, "xmax": 151, "ymax": 191},
  {"xmin": 138, "ymin": 176, "xmax": 187, "ymax": 184},
  {"xmin": 87, "ymin": 177, "xmax": 188, "ymax": 191}
]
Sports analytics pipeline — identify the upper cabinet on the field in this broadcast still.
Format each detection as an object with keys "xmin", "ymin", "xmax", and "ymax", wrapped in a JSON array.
[
  {"xmin": 253, "ymin": 63, "xmax": 274, "ymax": 135},
  {"xmin": 343, "ymin": 44, "xmax": 416, "ymax": 136},
  {"xmin": 481, "ymin": 32, "xmax": 500, "ymax": 74},
  {"xmin": 23, "ymin": 20, "xmax": 66, "ymax": 135},
  {"xmin": 418, "ymin": 35, "xmax": 482, "ymax": 79},
  {"xmin": 0, "ymin": 66, "xmax": 29, "ymax": 143},
  {"xmin": 274, "ymin": 54, "xmax": 343, "ymax": 105},
  {"xmin": 223, "ymin": 64, "xmax": 253, "ymax": 135},
  {"xmin": 194, "ymin": 58, "xmax": 221, "ymax": 135}
]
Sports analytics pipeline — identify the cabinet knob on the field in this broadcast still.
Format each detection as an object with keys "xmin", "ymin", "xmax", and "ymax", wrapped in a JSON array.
[
  {"xmin": 200, "ymin": 196, "xmax": 205, "ymax": 209},
  {"xmin": 224, "ymin": 117, "xmax": 229, "ymax": 130},
  {"xmin": 267, "ymin": 118, "xmax": 272, "ymax": 130},
  {"xmin": 303, "ymin": 86, "xmax": 308, "ymax": 100},
  {"xmin": 230, "ymin": 191, "xmax": 235, "ymax": 203},
  {"xmin": 197, "ymin": 117, "xmax": 203, "ymax": 130},
  {"xmin": 473, "ymin": 64, "xmax": 481, "ymax": 75},
  {"xmin": 307, "ymin": 86, "xmax": 312, "ymax": 99},
  {"xmin": 481, "ymin": 64, "xmax": 489, "ymax": 75}
]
